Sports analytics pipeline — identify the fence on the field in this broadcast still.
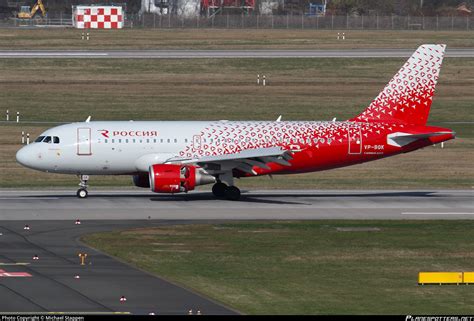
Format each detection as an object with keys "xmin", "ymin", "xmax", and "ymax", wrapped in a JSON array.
[
  {"xmin": 3, "ymin": 14, "xmax": 474, "ymax": 30},
  {"xmin": 132, "ymin": 14, "xmax": 474, "ymax": 31}
]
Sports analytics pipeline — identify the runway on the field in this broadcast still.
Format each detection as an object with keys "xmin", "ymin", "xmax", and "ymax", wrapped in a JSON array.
[
  {"xmin": 0, "ymin": 189, "xmax": 472, "ymax": 220},
  {"xmin": 0, "ymin": 49, "xmax": 473, "ymax": 58},
  {"xmin": 0, "ymin": 219, "xmax": 237, "ymax": 314}
]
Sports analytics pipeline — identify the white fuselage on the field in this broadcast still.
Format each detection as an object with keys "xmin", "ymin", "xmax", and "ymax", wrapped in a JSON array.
[
  {"xmin": 17, "ymin": 121, "xmax": 214, "ymax": 175},
  {"xmin": 16, "ymin": 119, "xmax": 378, "ymax": 177}
]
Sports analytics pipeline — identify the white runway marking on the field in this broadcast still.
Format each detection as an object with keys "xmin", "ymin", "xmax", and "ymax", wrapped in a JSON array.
[
  {"xmin": 402, "ymin": 212, "xmax": 474, "ymax": 215},
  {"xmin": 0, "ymin": 49, "xmax": 472, "ymax": 59},
  {"xmin": 0, "ymin": 52, "xmax": 109, "ymax": 57},
  {"xmin": 0, "ymin": 197, "xmax": 59, "ymax": 200}
]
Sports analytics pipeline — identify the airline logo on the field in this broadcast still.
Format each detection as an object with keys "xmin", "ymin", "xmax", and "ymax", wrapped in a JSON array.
[
  {"xmin": 99, "ymin": 130, "xmax": 109, "ymax": 138},
  {"xmin": 98, "ymin": 129, "xmax": 158, "ymax": 138}
]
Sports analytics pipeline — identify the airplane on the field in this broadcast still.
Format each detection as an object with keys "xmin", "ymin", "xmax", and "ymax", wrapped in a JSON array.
[{"xmin": 16, "ymin": 44, "xmax": 455, "ymax": 200}]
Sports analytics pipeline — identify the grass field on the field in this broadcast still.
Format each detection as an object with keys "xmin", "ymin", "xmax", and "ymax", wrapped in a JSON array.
[
  {"xmin": 0, "ymin": 57, "xmax": 472, "ymax": 188},
  {"xmin": 82, "ymin": 220, "xmax": 474, "ymax": 314},
  {"xmin": 1, "ymin": 29, "xmax": 473, "ymax": 50}
]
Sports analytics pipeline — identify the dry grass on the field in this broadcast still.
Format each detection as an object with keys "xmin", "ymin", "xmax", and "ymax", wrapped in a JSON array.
[
  {"xmin": 0, "ymin": 29, "xmax": 473, "ymax": 50},
  {"xmin": 83, "ymin": 221, "xmax": 474, "ymax": 314},
  {"xmin": 1, "ymin": 58, "xmax": 472, "ymax": 124}
]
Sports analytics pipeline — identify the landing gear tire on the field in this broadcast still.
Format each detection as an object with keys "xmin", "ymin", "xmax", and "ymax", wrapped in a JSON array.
[
  {"xmin": 225, "ymin": 186, "xmax": 241, "ymax": 201},
  {"xmin": 77, "ymin": 188, "xmax": 88, "ymax": 199},
  {"xmin": 77, "ymin": 174, "xmax": 89, "ymax": 199},
  {"xmin": 212, "ymin": 182, "xmax": 227, "ymax": 198}
]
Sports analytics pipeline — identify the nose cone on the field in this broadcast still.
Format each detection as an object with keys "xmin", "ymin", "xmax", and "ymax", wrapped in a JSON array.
[{"xmin": 16, "ymin": 145, "xmax": 34, "ymax": 169}]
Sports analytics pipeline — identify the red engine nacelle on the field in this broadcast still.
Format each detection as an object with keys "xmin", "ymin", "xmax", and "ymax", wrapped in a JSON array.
[{"xmin": 149, "ymin": 164, "xmax": 197, "ymax": 193}]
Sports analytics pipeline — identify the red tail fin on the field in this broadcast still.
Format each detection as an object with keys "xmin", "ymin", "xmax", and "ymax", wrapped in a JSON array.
[{"xmin": 351, "ymin": 44, "xmax": 446, "ymax": 126}]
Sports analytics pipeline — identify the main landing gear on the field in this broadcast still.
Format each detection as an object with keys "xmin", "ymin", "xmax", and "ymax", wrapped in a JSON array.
[
  {"xmin": 77, "ymin": 174, "xmax": 89, "ymax": 199},
  {"xmin": 212, "ymin": 181, "xmax": 241, "ymax": 201}
]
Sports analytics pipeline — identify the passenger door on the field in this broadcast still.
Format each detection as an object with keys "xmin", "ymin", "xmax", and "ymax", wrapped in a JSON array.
[
  {"xmin": 192, "ymin": 135, "xmax": 201, "ymax": 153},
  {"xmin": 348, "ymin": 126, "xmax": 362, "ymax": 155},
  {"xmin": 77, "ymin": 128, "xmax": 92, "ymax": 155}
]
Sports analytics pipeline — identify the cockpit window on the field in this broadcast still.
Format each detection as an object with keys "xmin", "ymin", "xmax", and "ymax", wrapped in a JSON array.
[{"xmin": 34, "ymin": 136, "xmax": 60, "ymax": 144}]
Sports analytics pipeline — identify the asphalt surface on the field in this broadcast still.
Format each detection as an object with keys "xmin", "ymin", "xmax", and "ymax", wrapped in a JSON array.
[
  {"xmin": 0, "ymin": 49, "xmax": 473, "ymax": 58},
  {"xmin": 0, "ymin": 219, "xmax": 237, "ymax": 315},
  {"xmin": 0, "ymin": 188, "xmax": 472, "ymax": 314},
  {"xmin": 1, "ymin": 189, "xmax": 472, "ymax": 220}
]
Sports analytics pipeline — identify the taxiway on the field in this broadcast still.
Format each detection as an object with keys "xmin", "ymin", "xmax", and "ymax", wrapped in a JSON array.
[{"xmin": 0, "ymin": 219, "xmax": 237, "ymax": 314}]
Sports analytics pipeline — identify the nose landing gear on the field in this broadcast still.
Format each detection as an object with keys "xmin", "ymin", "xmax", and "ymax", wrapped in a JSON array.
[
  {"xmin": 77, "ymin": 188, "xmax": 88, "ymax": 198},
  {"xmin": 77, "ymin": 175, "xmax": 89, "ymax": 199}
]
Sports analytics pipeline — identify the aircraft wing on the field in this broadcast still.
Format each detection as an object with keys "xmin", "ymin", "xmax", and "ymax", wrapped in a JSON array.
[{"xmin": 178, "ymin": 146, "xmax": 293, "ymax": 175}]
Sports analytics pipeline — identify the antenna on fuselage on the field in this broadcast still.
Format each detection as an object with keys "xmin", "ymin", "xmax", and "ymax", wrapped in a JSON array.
[
  {"xmin": 332, "ymin": 117, "xmax": 337, "ymax": 122},
  {"xmin": 276, "ymin": 115, "xmax": 282, "ymax": 122},
  {"xmin": 85, "ymin": 116, "xmax": 91, "ymax": 123}
]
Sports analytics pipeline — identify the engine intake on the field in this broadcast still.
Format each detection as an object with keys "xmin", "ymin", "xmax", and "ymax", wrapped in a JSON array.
[{"xmin": 149, "ymin": 164, "xmax": 214, "ymax": 193}]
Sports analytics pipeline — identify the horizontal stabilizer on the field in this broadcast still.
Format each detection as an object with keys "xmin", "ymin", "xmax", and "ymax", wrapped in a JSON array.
[{"xmin": 387, "ymin": 131, "xmax": 453, "ymax": 147}]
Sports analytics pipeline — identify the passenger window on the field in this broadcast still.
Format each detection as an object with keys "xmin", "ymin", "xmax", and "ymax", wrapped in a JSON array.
[
  {"xmin": 126, "ymin": 139, "xmax": 129, "ymax": 143},
  {"xmin": 167, "ymin": 139, "xmax": 170, "ymax": 143},
  {"xmin": 147, "ymin": 139, "xmax": 150, "ymax": 143},
  {"xmin": 105, "ymin": 139, "xmax": 108, "ymax": 143},
  {"xmin": 43, "ymin": 136, "xmax": 52, "ymax": 143},
  {"xmin": 35, "ymin": 136, "xmax": 45, "ymax": 143},
  {"xmin": 53, "ymin": 137, "xmax": 60, "ymax": 144},
  {"xmin": 174, "ymin": 139, "xmax": 177, "ymax": 143}
]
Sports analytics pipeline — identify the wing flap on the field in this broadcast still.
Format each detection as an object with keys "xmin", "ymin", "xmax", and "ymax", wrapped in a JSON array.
[
  {"xmin": 179, "ymin": 146, "xmax": 293, "ymax": 175},
  {"xmin": 193, "ymin": 146, "xmax": 287, "ymax": 164}
]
